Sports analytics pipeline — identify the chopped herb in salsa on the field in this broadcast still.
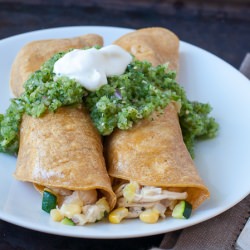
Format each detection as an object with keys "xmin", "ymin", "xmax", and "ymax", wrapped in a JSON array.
[{"xmin": 0, "ymin": 49, "xmax": 218, "ymax": 157}]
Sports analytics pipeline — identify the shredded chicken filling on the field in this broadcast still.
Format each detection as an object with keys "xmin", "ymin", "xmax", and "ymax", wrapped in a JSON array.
[
  {"xmin": 47, "ymin": 187, "xmax": 110, "ymax": 225},
  {"xmin": 114, "ymin": 181, "xmax": 187, "ymax": 219}
]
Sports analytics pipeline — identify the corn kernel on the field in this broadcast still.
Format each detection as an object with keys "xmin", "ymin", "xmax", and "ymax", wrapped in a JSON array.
[
  {"xmin": 139, "ymin": 209, "xmax": 160, "ymax": 224},
  {"xmin": 108, "ymin": 207, "xmax": 129, "ymax": 224},
  {"xmin": 123, "ymin": 182, "xmax": 139, "ymax": 203},
  {"xmin": 96, "ymin": 197, "xmax": 110, "ymax": 213},
  {"xmin": 60, "ymin": 203, "xmax": 82, "ymax": 218},
  {"xmin": 50, "ymin": 209, "xmax": 64, "ymax": 222}
]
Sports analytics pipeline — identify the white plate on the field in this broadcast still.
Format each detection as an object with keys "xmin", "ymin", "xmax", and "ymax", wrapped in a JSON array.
[{"xmin": 0, "ymin": 26, "xmax": 250, "ymax": 239}]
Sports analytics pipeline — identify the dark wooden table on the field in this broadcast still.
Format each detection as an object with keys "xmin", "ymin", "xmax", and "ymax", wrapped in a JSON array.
[{"xmin": 0, "ymin": 1, "xmax": 249, "ymax": 249}]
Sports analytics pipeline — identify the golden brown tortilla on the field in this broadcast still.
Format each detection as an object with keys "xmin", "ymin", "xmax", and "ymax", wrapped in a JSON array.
[
  {"xmin": 10, "ymin": 34, "xmax": 103, "ymax": 97},
  {"xmin": 15, "ymin": 105, "xmax": 116, "ymax": 209},
  {"xmin": 114, "ymin": 27, "xmax": 179, "ymax": 70},
  {"xmin": 12, "ymin": 34, "xmax": 116, "ymax": 209},
  {"xmin": 106, "ymin": 27, "xmax": 209, "ymax": 209}
]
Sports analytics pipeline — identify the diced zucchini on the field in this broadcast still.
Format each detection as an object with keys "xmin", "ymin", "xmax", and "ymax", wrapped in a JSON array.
[
  {"xmin": 172, "ymin": 201, "xmax": 192, "ymax": 219},
  {"xmin": 42, "ymin": 189, "xmax": 57, "ymax": 213},
  {"xmin": 61, "ymin": 217, "xmax": 75, "ymax": 226}
]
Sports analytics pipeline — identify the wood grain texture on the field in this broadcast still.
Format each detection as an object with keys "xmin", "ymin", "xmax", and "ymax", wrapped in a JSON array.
[{"xmin": 0, "ymin": 1, "xmax": 249, "ymax": 67}]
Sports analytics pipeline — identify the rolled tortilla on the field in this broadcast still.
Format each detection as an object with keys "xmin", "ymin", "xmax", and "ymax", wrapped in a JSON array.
[
  {"xmin": 10, "ymin": 34, "xmax": 103, "ymax": 97},
  {"xmin": 106, "ymin": 27, "xmax": 209, "ymax": 211},
  {"xmin": 12, "ymin": 34, "xmax": 116, "ymax": 212},
  {"xmin": 114, "ymin": 27, "xmax": 179, "ymax": 70},
  {"xmin": 15, "ymin": 105, "xmax": 116, "ymax": 209}
]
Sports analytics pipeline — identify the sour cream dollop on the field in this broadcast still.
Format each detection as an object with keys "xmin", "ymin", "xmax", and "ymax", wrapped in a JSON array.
[{"xmin": 53, "ymin": 45, "xmax": 133, "ymax": 91}]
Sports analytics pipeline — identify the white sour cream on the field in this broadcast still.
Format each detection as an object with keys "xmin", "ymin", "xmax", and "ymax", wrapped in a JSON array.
[{"xmin": 53, "ymin": 45, "xmax": 133, "ymax": 91}]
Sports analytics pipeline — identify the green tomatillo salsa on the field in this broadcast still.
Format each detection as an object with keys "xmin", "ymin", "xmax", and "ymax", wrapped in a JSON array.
[{"xmin": 0, "ymin": 47, "xmax": 218, "ymax": 157}]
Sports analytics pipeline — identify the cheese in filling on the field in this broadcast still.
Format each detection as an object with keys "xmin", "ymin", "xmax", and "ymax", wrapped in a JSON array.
[
  {"xmin": 48, "ymin": 187, "xmax": 110, "ymax": 225},
  {"xmin": 109, "ymin": 181, "xmax": 187, "ymax": 224}
]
